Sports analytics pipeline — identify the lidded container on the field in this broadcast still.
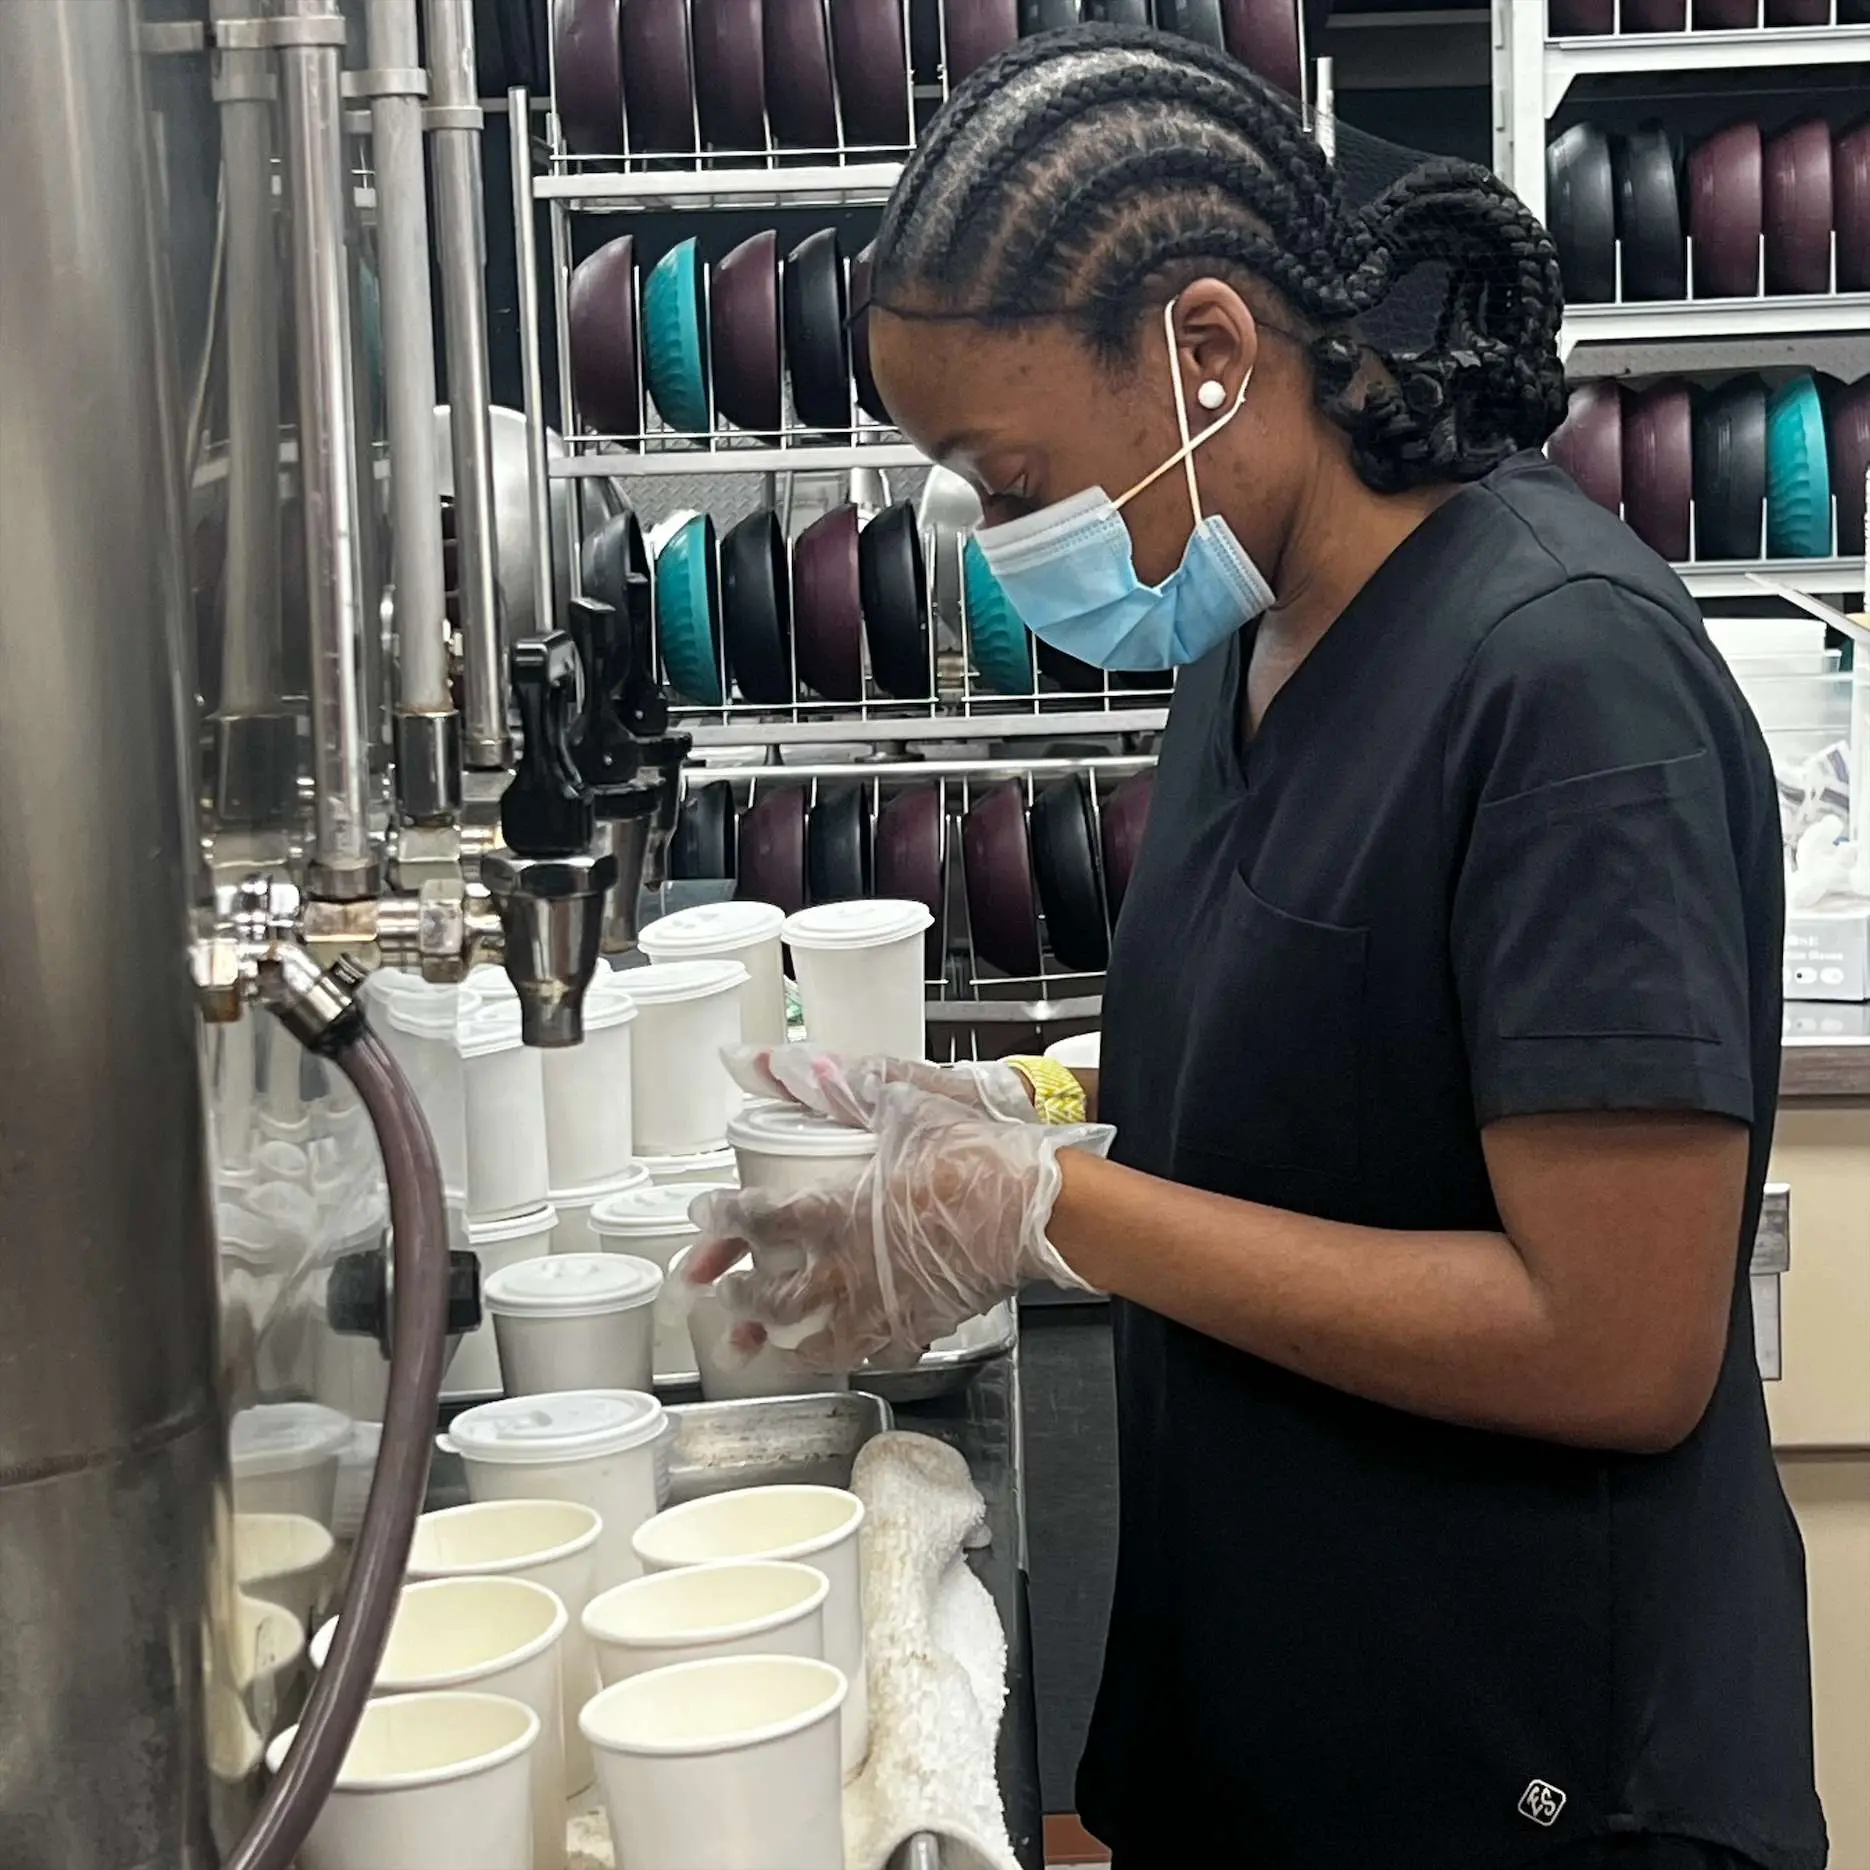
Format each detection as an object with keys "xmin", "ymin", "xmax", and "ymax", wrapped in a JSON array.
[
  {"xmin": 460, "ymin": 1003, "xmax": 550, "ymax": 1220},
  {"xmin": 541, "ymin": 978, "xmax": 637, "ymax": 1191},
  {"xmin": 726, "ymin": 1101, "xmax": 877, "ymax": 1200},
  {"xmin": 641, "ymin": 1143, "xmax": 738, "ymax": 1188},
  {"xmin": 638, "ymin": 900, "xmax": 788, "ymax": 1048},
  {"xmin": 377, "ymin": 978, "xmax": 480, "ymax": 1193},
  {"xmin": 231, "ymin": 1401, "xmax": 352, "ymax": 1526},
  {"xmin": 551, "ymin": 1159, "xmax": 651, "ymax": 1257},
  {"xmin": 441, "ymin": 1389, "xmax": 671, "ymax": 1589},
  {"xmin": 591, "ymin": 1181, "xmax": 731, "ymax": 1377},
  {"xmin": 781, "ymin": 899, "xmax": 932, "ymax": 1062},
  {"xmin": 483, "ymin": 1252, "xmax": 664, "ymax": 1396},
  {"xmin": 445, "ymin": 1200, "xmax": 559, "ymax": 1400},
  {"xmin": 617, "ymin": 959, "xmax": 750, "ymax": 1155}
]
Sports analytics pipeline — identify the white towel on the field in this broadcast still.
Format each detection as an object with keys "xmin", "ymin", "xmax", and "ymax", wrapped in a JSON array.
[{"xmin": 566, "ymin": 1430, "xmax": 1017, "ymax": 1870}]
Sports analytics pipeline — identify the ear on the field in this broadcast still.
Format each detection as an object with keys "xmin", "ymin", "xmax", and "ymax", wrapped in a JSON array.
[{"xmin": 1169, "ymin": 279, "xmax": 1259, "ymax": 429}]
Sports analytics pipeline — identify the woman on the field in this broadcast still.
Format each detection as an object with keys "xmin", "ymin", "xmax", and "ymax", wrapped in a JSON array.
[{"xmin": 691, "ymin": 26, "xmax": 1824, "ymax": 1869}]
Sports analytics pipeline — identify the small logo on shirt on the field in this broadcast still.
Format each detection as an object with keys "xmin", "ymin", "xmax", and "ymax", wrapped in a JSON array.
[{"xmin": 1518, "ymin": 1780, "xmax": 1568, "ymax": 1828}]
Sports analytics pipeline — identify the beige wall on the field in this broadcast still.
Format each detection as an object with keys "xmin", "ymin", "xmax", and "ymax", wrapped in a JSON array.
[{"xmin": 1768, "ymin": 1106, "xmax": 1870, "ymax": 1868}]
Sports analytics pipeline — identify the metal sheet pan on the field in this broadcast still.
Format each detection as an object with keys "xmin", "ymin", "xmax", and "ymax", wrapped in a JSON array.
[{"xmin": 662, "ymin": 1390, "xmax": 892, "ymax": 1499}]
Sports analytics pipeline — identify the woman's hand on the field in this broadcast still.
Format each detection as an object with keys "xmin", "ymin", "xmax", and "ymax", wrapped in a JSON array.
[
  {"xmin": 724, "ymin": 1042, "xmax": 1040, "ymax": 1127},
  {"xmin": 686, "ymin": 1083, "xmax": 1114, "ymax": 1369}
]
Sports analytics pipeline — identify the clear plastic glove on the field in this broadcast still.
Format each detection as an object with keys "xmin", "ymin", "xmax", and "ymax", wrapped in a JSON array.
[
  {"xmin": 723, "ymin": 1042, "xmax": 1038, "ymax": 1127},
  {"xmin": 687, "ymin": 1082, "xmax": 1113, "ymax": 1370}
]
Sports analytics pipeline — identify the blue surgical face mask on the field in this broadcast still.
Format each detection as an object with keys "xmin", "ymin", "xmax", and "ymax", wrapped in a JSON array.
[{"xmin": 973, "ymin": 298, "xmax": 1274, "ymax": 671}]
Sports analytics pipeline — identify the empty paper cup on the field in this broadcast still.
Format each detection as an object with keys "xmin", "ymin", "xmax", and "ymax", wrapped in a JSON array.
[
  {"xmin": 619, "ymin": 959, "xmax": 750, "ymax": 1154},
  {"xmin": 230, "ymin": 1402, "xmax": 351, "ymax": 1526},
  {"xmin": 581, "ymin": 1655, "xmax": 847, "ymax": 1870},
  {"xmin": 669, "ymin": 1242, "xmax": 850, "ymax": 1404},
  {"xmin": 541, "ymin": 979, "xmax": 637, "ymax": 1192},
  {"xmin": 448, "ymin": 1201, "xmax": 560, "ymax": 1400},
  {"xmin": 312, "ymin": 1576, "xmax": 568, "ymax": 1870},
  {"xmin": 234, "ymin": 1512, "xmax": 336, "ymax": 1634},
  {"xmin": 266, "ymin": 1690, "xmax": 538, "ymax": 1870},
  {"xmin": 726, "ymin": 1101, "xmax": 876, "ymax": 1199},
  {"xmin": 408, "ymin": 1499, "xmax": 604, "ymax": 1795},
  {"xmin": 485, "ymin": 1253, "xmax": 664, "ymax": 1396},
  {"xmin": 234, "ymin": 1590, "xmax": 308, "ymax": 1739},
  {"xmin": 591, "ymin": 1181, "xmax": 733, "ymax": 1377},
  {"xmin": 639, "ymin": 900, "xmax": 789, "ymax": 1048},
  {"xmin": 583, "ymin": 1558, "xmax": 828, "ymax": 1688},
  {"xmin": 442, "ymin": 1389, "xmax": 670, "ymax": 1589},
  {"xmin": 643, "ymin": 1143, "xmax": 738, "ymax": 1188},
  {"xmin": 549, "ymin": 1161, "xmax": 651, "ymax": 1257},
  {"xmin": 461, "ymin": 1005, "xmax": 550, "ymax": 1221},
  {"xmin": 782, "ymin": 899, "xmax": 933, "ymax": 1062},
  {"xmin": 632, "ymin": 1484, "xmax": 868, "ymax": 1776}
]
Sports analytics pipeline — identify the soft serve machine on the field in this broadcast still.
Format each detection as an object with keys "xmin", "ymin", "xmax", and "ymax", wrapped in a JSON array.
[{"xmin": 0, "ymin": 3, "xmax": 685, "ymax": 1863}]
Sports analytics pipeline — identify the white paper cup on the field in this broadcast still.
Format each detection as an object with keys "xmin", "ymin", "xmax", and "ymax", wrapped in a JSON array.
[
  {"xmin": 549, "ymin": 1162, "xmax": 650, "ymax": 1257},
  {"xmin": 234, "ymin": 1590, "xmax": 308, "ymax": 1740},
  {"xmin": 632, "ymin": 1485, "xmax": 868, "ymax": 1777},
  {"xmin": 641, "ymin": 1144, "xmax": 738, "ymax": 1189},
  {"xmin": 639, "ymin": 901, "xmax": 788, "ymax": 1049},
  {"xmin": 448, "ymin": 1201, "xmax": 560, "ymax": 1400},
  {"xmin": 230, "ymin": 1402, "xmax": 351, "ymax": 1526},
  {"xmin": 669, "ymin": 1243, "xmax": 849, "ymax": 1404},
  {"xmin": 407, "ymin": 1499, "xmax": 604, "ymax": 1795},
  {"xmin": 312, "ymin": 1576, "xmax": 568, "ymax": 1870},
  {"xmin": 590, "ymin": 1182, "xmax": 732, "ymax": 1378},
  {"xmin": 485, "ymin": 1253, "xmax": 663, "ymax": 1396},
  {"xmin": 380, "ymin": 981, "xmax": 479, "ymax": 1195},
  {"xmin": 581, "ymin": 1655, "xmax": 847, "ymax": 1870},
  {"xmin": 461, "ymin": 1005, "xmax": 550, "ymax": 1221},
  {"xmin": 583, "ymin": 1559, "xmax": 827, "ymax": 1689},
  {"xmin": 441, "ymin": 1389, "xmax": 670, "ymax": 1591},
  {"xmin": 541, "ymin": 980, "xmax": 637, "ymax": 1192},
  {"xmin": 726, "ymin": 1102, "xmax": 877, "ymax": 1200},
  {"xmin": 781, "ymin": 899, "xmax": 933, "ymax": 1062},
  {"xmin": 1044, "ymin": 1029, "xmax": 1101, "ymax": 1068},
  {"xmin": 266, "ymin": 1690, "xmax": 538, "ymax": 1870},
  {"xmin": 234, "ymin": 1512, "xmax": 336, "ymax": 1634},
  {"xmin": 618, "ymin": 959, "xmax": 750, "ymax": 1155}
]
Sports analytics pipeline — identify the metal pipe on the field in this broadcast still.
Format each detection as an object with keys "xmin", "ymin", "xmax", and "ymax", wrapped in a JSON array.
[
  {"xmin": 279, "ymin": 0, "xmax": 378, "ymax": 896},
  {"xmin": 0, "ymin": 8, "xmax": 226, "ymax": 1862},
  {"xmin": 427, "ymin": 0, "xmax": 510, "ymax": 769},
  {"xmin": 366, "ymin": 0, "xmax": 461, "ymax": 823},
  {"xmin": 509, "ymin": 87, "xmax": 557, "ymax": 647}
]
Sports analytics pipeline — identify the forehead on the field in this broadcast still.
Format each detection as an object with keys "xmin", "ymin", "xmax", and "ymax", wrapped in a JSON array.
[{"xmin": 868, "ymin": 310, "xmax": 1124, "ymax": 451}]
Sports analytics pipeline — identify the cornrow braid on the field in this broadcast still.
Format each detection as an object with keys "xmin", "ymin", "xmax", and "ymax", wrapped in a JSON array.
[{"xmin": 870, "ymin": 23, "xmax": 1567, "ymax": 494}]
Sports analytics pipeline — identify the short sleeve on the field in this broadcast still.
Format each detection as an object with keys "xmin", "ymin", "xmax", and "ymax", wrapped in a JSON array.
[{"xmin": 1443, "ymin": 579, "xmax": 1757, "ymax": 1127}]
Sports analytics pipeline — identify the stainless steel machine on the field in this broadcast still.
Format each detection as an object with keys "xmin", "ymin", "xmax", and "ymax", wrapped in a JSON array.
[{"xmin": 0, "ymin": 2, "xmax": 682, "ymax": 1862}]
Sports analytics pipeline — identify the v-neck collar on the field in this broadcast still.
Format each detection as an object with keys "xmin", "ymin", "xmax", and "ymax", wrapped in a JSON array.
[{"xmin": 1222, "ymin": 475, "xmax": 1498, "ymax": 792}]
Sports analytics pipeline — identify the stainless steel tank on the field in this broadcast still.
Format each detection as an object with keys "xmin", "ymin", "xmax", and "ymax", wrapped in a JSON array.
[{"xmin": 0, "ymin": 3, "xmax": 235, "ymax": 1863}]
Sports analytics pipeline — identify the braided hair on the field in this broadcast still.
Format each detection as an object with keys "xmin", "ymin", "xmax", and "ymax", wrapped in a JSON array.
[{"xmin": 869, "ymin": 25, "xmax": 1568, "ymax": 494}]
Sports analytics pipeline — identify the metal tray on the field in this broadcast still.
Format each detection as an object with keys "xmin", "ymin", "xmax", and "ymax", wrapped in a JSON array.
[
  {"xmin": 662, "ymin": 1390, "xmax": 892, "ymax": 1501},
  {"xmin": 654, "ymin": 1301, "xmax": 1016, "ymax": 1405}
]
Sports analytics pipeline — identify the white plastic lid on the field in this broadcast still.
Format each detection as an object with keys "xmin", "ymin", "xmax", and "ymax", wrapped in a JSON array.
[
  {"xmin": 458, "ymin": 1003, "xmax": 524, "ymax": 1058},
  {"xmin": 465, "ymin": 1202, "xmax": 559, "ymax": 1247},
  {"xmin": 616, "ymin": 958, "xmax": 750, "ymax": 1006},
  {"xmin": 466, "ymin": 964, "xmax": 519, "ymax": 1002},
  {"xmin": 1043, "ymin": 1030, "xmax": 1102, "ymax": 1069},
  {"xmin": 639, "ymin": 901, "xmax": 786, "ymax": 957},
  {"xmin": 576, "ymin": 980, "xmax": 639, "ymax": 1035},
  {"xmin": 642, "ymin": 1145, "xmax": 738, "ymax": 1185},
  {"xmin": 446, "ymin": 1389, "xmax": 665, "ymax": 1465},
  {"xmin": 726, "ymin": 1102, "xmax": 878, "ymax": 1160},
  {"xmin": 589, "ymin": 1182, "xmax": 730, "ymax": 1239},
  {"xmin": 385, "ymin": 983, "xmax": 479, "ymax": 1039},
  {"xmin": 483, "ymin": 1252, "xmax": 663, "ymax": 1317},
  {"xmin": 232, "ymin": 1403, "xmax": 352, "ymax": 1479},
  {"xmin": 550, "ymin": 1161, "xmax": 651, "ymax": 1207},
  {"xmin": 781, "ymin": 899, "xmax": 933, "ymax": 951}
]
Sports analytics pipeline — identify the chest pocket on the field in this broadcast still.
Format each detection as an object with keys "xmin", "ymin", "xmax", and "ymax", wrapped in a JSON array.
[{"xmin": 1172, "ymin": 872, "xmax": 1369, "ymax": 1187}]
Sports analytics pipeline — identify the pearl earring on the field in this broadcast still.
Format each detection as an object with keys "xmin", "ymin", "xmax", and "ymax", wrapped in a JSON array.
[{"xmin": 1196, "ymin": 379, "xmax": 1228, "ymax": 411}]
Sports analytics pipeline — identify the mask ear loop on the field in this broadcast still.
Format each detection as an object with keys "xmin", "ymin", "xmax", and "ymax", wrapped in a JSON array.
[{"xmin": 1115, "ymin": 295, "xmax": 1252, "ymax": 515}]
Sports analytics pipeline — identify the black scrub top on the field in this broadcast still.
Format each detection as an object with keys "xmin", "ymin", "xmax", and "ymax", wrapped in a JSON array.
[{"xmin": 1081, "ymin": 454, "xmax": 1825, "ymax": 1870}]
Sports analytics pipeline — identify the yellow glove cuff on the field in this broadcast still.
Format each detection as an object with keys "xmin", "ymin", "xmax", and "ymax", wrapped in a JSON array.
[{"xmin": 1005, "ymin": 1055, "xmax": 1087, "ymax": 1126}]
